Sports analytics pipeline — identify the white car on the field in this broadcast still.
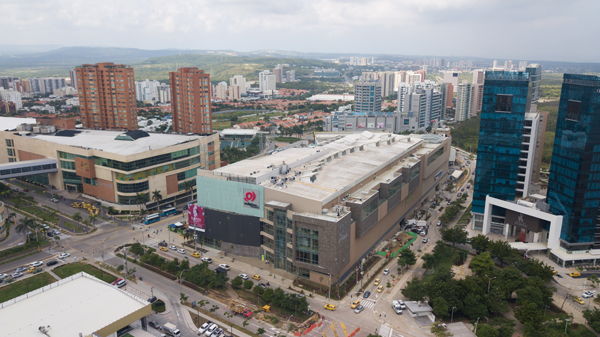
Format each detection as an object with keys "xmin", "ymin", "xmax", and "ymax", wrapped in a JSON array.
[
  {"xmin": 177, "ymin": 249, "xmax": 185, "ymax": 254},
  {"xmin": 58, "ymin": 253, "xmax": 70, "ymax": 259},
  {"xmin": 437, "ymin": 221, "xmax": 441, "ymax": 226},
  {"xmin": 12, "ymin": 272, "xmax": 23, "ymax": 278},
  {"xmin": 169, "ymin": 245, "xmax": 177, "ymax": 250},
  {"xmin": 202, "ymin": 257, "xmax": 213, "ymax": 263},
  {"xmin": 239, "ymin": 273, "xmax": 249, "ymax": 280},
  {"xmin": 383, "ymin": 269, "xmax": 390, "ymax": 275},
  {"xmin": 50, "ymin": 198, "xmax": 59, "ymax": 203},
  {"xmin": 205, "ymin": 323, "xmax": 218, "ymax": 335},
  {"xmin": 198, "ymin": 321, "xmax": 213, "ymax": 334},
  {"xmin": 30, "ymin": 261, "xmax": 43, "ymax": 267},
  {"xmin": 422, "ymin": 238, "xmax": 429, "ymax": 243},
  {"xmin": 583, "ymin": 291, "xmax": 595, "ymax": 298},
  {"xmin": 218, "ymin": 264, "xmax": 230, "ymax": 271}
]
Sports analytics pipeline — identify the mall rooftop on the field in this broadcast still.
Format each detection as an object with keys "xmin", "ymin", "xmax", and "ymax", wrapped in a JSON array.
[
  {"xmin": 12, "ymin": 129, "xmax": 204, "ymax": 155},
  {"xmin": 211, "ymin": 131, "xmax": 446, "ymax": 203}
]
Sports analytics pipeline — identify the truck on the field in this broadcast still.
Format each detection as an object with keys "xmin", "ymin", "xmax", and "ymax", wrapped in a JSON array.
[
  {"xmin": 162, "ymin": 322, "xmax": 181, "ymax": 336},
  {"xmin": 230, "ymin": 302, "xmax": 253, "ymax": 318}
]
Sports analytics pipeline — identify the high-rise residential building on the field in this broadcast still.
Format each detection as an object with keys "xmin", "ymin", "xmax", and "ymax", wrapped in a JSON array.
[
  {"xmin": 273, "ymin": 67, "xmax": 283, "ymax": 83},
  {"xmin": 155, "ymin": 84, "xmax": 171, "ymax": 103},
  {"xmin": 70, "ymin": 69, "xmax": 78, "ymax": 90},
  {"xmin": 135, "ymin": 79, "xmax": 160, "ymax": 102},
  {"xmin": 455, "ymin": 81, "xmax": 472, "ymax": 122},
  {"xmin": 531, "ymin": 107, "xmax": 548, "ymax": 184},
  {"xmin": 0, "ymin": 77, "xmax": 18, "ymax": 90},
  {"xmin": 473, "ymin": 69, "xmax": 485, "ymax": 85},
  {"xmin": 0, "ymin": 88, "xmax": 23, "ymax": 109},
  {"xmin": 504, "ymin": 60, "xmax": 513, "ymax": 71},
  {"xmin": 229, "ymin": 85, "xmax": 240, "ymax": 100},
  {"xmin": 285, "ymin": 70, "xmax": 295, "ymax": 82},
  {"xmin": 75, "ymin": 62, "xmax": 137, "ymax": 130},
  {"xmin": 519, "ymin": 61, "xmax": 528, "ymax": 71},
  {"xmin": 492, "ymin": 60, "xmax": 499, "ymax": 69},
  {"xmin": 470, "ymin": 84, "xmax": 484, "ymax": 116},
  {"xmin": 526, "ymin": 64, "xmax": 542, "ymax": 103},
  {"xmin": 258, "ymin": 70, "xmax": 276, "ymax": 93},
  {"xmin": 445, "ymin": 83, "xmax": 454, "ymax": 108},
  {"xmin": 443, "ymin": 71, "xmax": 459, "ymax": 92},
  {"xmin": 405, "ymin": 72, "xmax": 423, "ymax": 86},
  {"xmin": 399, "ymin": 81, "xmax": 444, "ymax": 129},
  {"xmin": 380, "ymin": 72, "xmax": 395, "ymax": 97},
  {"xmin": 169, "ymin": 67, "xmax": 212, "ymax": 134},
  {"xmin": 354, "ymin": 82, "xmax": 382, "ymax": 114},
  {"xmin": 214, "ymin": 83, "xmax": 227, "ymax": 100},
  {"xmin": 471, "ymin": 70, "xmax": 533, "ymax": 230},
  {"xmin": 230, "ymin": 75, "xmax": 247, "ymax": 95},
  {"xmin": 546, "ymin": 74, "xmax": 600, "ymax": 250}
]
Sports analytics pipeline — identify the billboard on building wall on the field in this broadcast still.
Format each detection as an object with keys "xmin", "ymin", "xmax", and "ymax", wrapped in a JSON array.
[
  {"xmin": 367, "ymin": 123, "xmax": 375, "ymax": 128},
  {"xmin": 188, "ymin": 204, "xmax": 206, "ymax": 232},
  {"xmin": 376, "ymin": 123, "xmax": 385, "ymax": 128},
  {"xmin": 196, "ymin": 176, "xmax": 265, "ymax": 218},
  {"xmin": 357, "ymin": 123, "xmax": 365, "ymax": 128}
]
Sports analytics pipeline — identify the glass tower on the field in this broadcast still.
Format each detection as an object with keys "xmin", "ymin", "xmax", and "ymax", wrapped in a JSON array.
[
  {"xmin": 547, "ymin": 74, "xmax": 600, "ymax": 250},
  {"xmin": 472, "ymin": 71, "xmax": 532, "ymax": 224}
]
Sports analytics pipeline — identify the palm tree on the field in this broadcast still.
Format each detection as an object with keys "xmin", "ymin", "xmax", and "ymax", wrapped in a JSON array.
[
  {"xmin": 134, "ymin": 193, "xmax": 148, "ymax": 215},
  {"xmin": 152, "ymin": 190, "xmax": 163, "ymax": 213},
  {"xmin": 106, "ymin": 206, "xmax": 115, "ymax": 215},
  {"xmin": 7, "ymin": 212, "xmax": 16, "ymax": 224},
  {"xmin": 72, "ymin": 212, "xmax": 83, "ymax": 223},
  {"xmin": 183, "ymin": 181, "xmax": 195, "ymax": 205},
  {"xmin": 16, "ymin": 217, "xmax": 37, "ymax": 243},
  {"xmin": 88, "ymin": 214, "xmax": 98, "ymax": 227}
]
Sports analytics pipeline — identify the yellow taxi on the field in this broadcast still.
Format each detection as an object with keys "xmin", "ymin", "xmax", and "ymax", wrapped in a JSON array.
[
  {"xmin": 552, "ymin": 270, "xmax": 558, "ymax": 275},
  {"xmin": 252, "ymin": 275, "xmax": 261, "ymax": 281},
  {"xmin": 374, "ymin": 279, "xmax": 381, "ymax": 286},
  {"xmin": 27, "ymin": 266, "xmax": 37, "ymax": 273},
  {"xmin": 574, "ymin": 297, "xmax": 585, "ymax": 305},
  {"xmin": 350, "ymin": 300, "xmax": 361, "ymax": 309},
  {"xmin": 71, "ymin": 202, "xmax": 81, "ymax": 208},
  {"xmin": 324, "ymin": 304, "xmax": 336, "ymax": 311},
  {"xmin": 191, "ymin": 252, "xmax": 201, "ymax": 258},
  {"xmin": 160, "ymin": 246, "xmax": 168, "ymax": 252},
  {"xmin": 377, "ymin": 285, "xmax": 384, "ymax": 293},
  {"xmin": 569, "ymin": 272, "xmax": 581, "ymax": 278}
]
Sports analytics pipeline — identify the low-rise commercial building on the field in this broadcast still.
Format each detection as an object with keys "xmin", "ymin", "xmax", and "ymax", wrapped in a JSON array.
[
  {"xmin": 0, "ymin": 129, "xmax": 219, "ymax": 211},
  {"xmin": 192, "ymin": 131, "xmax": 450, "ymax": 284}
]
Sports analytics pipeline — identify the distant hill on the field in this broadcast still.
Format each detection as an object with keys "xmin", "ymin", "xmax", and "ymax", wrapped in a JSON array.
[
  {"xmin": 133, "ymin": 54, "xmax": 340, "ymax": 82},
  {"xmin": 0, "ymin": 44, "xmax": 63, "ymax": 56}
]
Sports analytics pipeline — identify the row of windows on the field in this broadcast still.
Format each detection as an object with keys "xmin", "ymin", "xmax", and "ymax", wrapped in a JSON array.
[
  {"xmin": 5, "ymin": 139, "xmax": 14, "ymax": 147},
  {"xmin": 95, "ymin": 146, "xmax": 199, "ymax": 171},
  {"xmin": 117, "ymin": 181, "xmax": 149, "ymax": 193},
  {"xmin": 115, "ymin": 156, "xmax": 200, "ymax": 181},
  {"xmin": 0, "ymin": 163, "xmax": 57, "ymax": 176},
  {"xmin": 427, "ymin": 147, "xmax": 444, "ymax": 166},
  {"xmin": 177, "ymin": 168, "xmax": 197, "ymax": 181},
  {"xmin": 83, "ymin": 177, "xmax": 98, "ymax": 186},
  {"xmin": 60, "ymin": 160, "xmax": 76, "ymax": 170},
  {"xmin": 178, "ymin": 179, "xmax": 196, "ymax": 191}
]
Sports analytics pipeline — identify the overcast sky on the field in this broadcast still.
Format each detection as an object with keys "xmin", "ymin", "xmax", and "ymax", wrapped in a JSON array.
[{"xmin": 2, "ymin": 0, "xmax": 599, "ymax": 62}]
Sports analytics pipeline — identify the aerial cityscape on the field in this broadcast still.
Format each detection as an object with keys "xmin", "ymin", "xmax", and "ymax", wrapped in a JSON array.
[{"xmin": 0, "ymin": 1, "xmax": 599, "ymax": 337}]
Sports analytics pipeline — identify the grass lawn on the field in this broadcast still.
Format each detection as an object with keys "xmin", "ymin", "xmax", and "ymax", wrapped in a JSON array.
[
  {"xmin": 272, "ymin": 137, "xmax": 301, "ymax": 143},
  {"xmin": 423, "ymin": 254, "xmax": 456, "ymax": 283},
  {"xmin": 62, "ymin": 221, "xmax": 82, "ymax": 232},
  {"xmin": 52, "ymin": 262, "xmax": 117, "ymax": 283},
  {"xmin": 0, "ymin": 272, "xmax": 57, "ymax": 302},
  {"xmin": 20, "ymin": 205, "xmax": 59, "ymax": 224},
  {"xmin": 189, "ymin": 311, "xmax": 209, "ymax": 329}
]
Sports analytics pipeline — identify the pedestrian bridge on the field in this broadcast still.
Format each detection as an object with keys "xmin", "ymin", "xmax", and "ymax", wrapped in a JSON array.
[{"xmin": 0, "ymin": 158, "xmax": 58, "ymax": 179}]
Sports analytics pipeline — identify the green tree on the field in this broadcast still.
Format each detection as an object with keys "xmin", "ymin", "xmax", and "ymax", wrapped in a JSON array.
[
  {"xmin": 180, "ymin": 259, "xmax": 190, "ymax": 271},
  {"xmin": 588, "ymin": 274, "xmax": 600, "ymax": 288},
  {"xmin": 257, "ymin": 328, "xmax": 266, "ymax": 335},
  {"xmin": 470, "ymin": 234, "xmax": 491, "ymax": 253},
  {"xmin": 262, "ymin": 287, "xmax": 275, "ymax": 303},
  {"xmin": 583, "ymin": 307, "xmax": 600, "ymax": 332},
  {"xmin": 516, "ymin": 258, "xmax": 554, "ymax": 282},
  {"xmin": 430, "ymin": 321, "xmax": 453, "ymax": 337},
  {"xmin": 184, "ymin": 181, "xmax": 195, "ymax": 203},
  {"xmin": 402, "ymin": 279, "xmax": 427, "ymax": 301},
  {"xmin": 422, "ymin": 253, "xmax": 438, "ymax": 269},
  {"xmin": 475, "ymin": 324, "xmax": 499, "ymax": 337},
  {"xmin": 397, "ymin": 248, "xmax": 417, "ymax": 270},
  {"xmin": 489, "ymin": 240, "xmax": 520, "ymax": 266},
  {"xmin": 462, "ymin": 292, "xmax": 488, "ymax": 320},
  {"xmin": 243, "ymin": 280, "xmax": 254, "ymax": 290},
  {"xmin": 134, "ymin": 192, "xmax": 149, "ymax": 214},
  {"xmin": 441, "ymin": 227, "xmax": 468, "ymax": 246},
  {"xmin": 515, "ymin": 301, "xmax": 544, "ymax": 332},
  {"xmin": 433, "ymin": 297, "xmax": 450, "ymax": 319},
  {"xmin": 72, "ymin": 212, "xmax": 83, "ymax": 222},
  {"xmin": 253, "ymin": 285, "xmax": 265, "ymax": 296},
  {"xmin": 151, "ymin": 189, "xmax": 163, "ymax": 213},
  {"xmin": 16, "ymin": 217, "xmax": 37, "ymax": 243},
  {"xmin": 470, "ymin": 252, "xmax": 495, "ymax": 275},
  {"xmin": 231, "ymin": 276, "xmax": 243, "ymax": 289}
]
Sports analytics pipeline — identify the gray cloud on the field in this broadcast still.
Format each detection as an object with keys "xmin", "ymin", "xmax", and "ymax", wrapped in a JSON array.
[{"xmin": 0, "ymin": 0, "xmax": 598, "ymax": 62}]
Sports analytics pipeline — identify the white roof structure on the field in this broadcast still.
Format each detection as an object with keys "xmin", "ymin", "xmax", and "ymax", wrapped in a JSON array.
[
  {"xmin": 0, "ymin": 117, "xmax": 37, "ymax": 131},
  {"xmin": 25, "ymin": 129, "xmax": 203, "ymax": 156},
  {"xmin": 451, "ymin": 170, "xmax": 464, "ymax": 179},
  {"xmin": 1, "ymin": 272, "xmax": 150, "ymax": 337},
  {"xmin": 306, "ymin": 94, "xmax": 354, "ymax": 102},
  {"xmin": 220, "ymin": 129, "xmax": 260, "ymax": 136}
]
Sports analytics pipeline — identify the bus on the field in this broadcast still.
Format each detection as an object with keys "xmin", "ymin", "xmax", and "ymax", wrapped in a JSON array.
[
  {"xmin": 160, "ymin": 207, "xmax": 177, "ymax": 217},
  {"xmin": 144, "ymin": 213, "xmax": 161, "ymax": 224}
]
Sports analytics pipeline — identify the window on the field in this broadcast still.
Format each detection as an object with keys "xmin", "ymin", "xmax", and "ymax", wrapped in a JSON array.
[
  {"xmin": 83, "ymin": 177, "xmax": 98, "ymax": 186},
  {"xmin": 296, "ymin": 228, "xmax": 319, "ymax": 265},
  {"xmin": 566, "ymin": 100, "xmax": 582, "ymax": 122},
  {"xmin": 261, "ymin": 222, "xmax": 274, "ymax": 235},
  {"xmin": 59, "ymin": 151, "xmax": 75, "ymax": 160},
  {"xmin": 7, "ymin": 148, "xmax": 14, "ymax": 156},
  {"xmin": 60, "ymin": 160, "xmax": 76, "ymax": 170},
  {"xmin": 427, "ymin": 147, "xmax": 444, "ymax": 166},
  {"xmin": 117, "ymin": 181, "xmax": 149, "ymax": 193},
  {"xmin": 95, "ymin": 146, "xmax": 200, "ymax": 171},
  {"xmin": 496, "ymin": 94, "xmax": 513, "ymax": 112}
]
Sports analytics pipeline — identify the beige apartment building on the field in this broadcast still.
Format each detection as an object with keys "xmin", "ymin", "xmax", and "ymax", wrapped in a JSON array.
[{"xmin": 0, "ymin": 129, "xmax": 219, "ymax": 211}]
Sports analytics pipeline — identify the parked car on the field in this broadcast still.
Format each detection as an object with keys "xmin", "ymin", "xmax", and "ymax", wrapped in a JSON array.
[
  {"xmin": 23, "ymin": 188, "xmax": 29, "ymax": 192},
  {"xmin": 239, "ymin": 274, "xmax": 249, "ymax": 280},
  {"xmin": 15, "ymin": 267, "xmax": 27, "ymax": 273},
  {"xmin": 583, "ymin": 291, "xmax": 594, "ymax": 299},
  {"xmin": 0, "ymin": 273, "xmax": 8, "ymax": 281},
  {"xmin": 396, "ymin": 300, "xmax": 406, "ymax": 309},
  {"xmin": 393, "ymin": 307, "xmax": 403, "ymax": 315},
  {"xmin": 205, "ymin": 323, "xmax": 218, "ymax": 336},
  {"xmin": 422, "ymin": 238, "xmax": 429, "ymax": 243},
  {"xmin": 383, "ymin": 269, "xmax": 390, "ymax": 275},
  {"xmin": 198, "ymin": 321, "xmax": 213, "ymax": 334},
  {"xmin": 46, "ymin": 260, "xmax": 58, "ymax": 266},
  {"xmin": 363, "ymin": 291, "xmax": 371, "ymax": 298},
  {"xmin": 211, "ymin": 328, "xmax": 224, "ymax": 337},
  {"xmin": 202, "ymin": 257, "xmax": 213, "ymax": 263},
  {"xmin": 258, "ymin": 283, "xmax": 267, "ymax": 289},
  {"xmin": 148, "ymin": 320, "xmax": 161, "ymax": 330},
  {"xmin": 218, "ymin": 264, "xmax": 230, "ymax": 271},
  {"xmin": 58, "ymin": 253, "xmax": 70, "ymax": 259},
  {"xmin": 12, "ymin": 272, "xmax": 23, "ymax": 278},
  {"xmin": 52, "ymin": 229, "xmax": 60, "ymax": 235},
  {"xmin": 147, "ymin": 296, "xmax": 158, "ymax": 303},
  {"xmin": 30, "ymin": 261, "xmax": 43, "ymax": 268},
  {"xmin": 354, "ymin": 305, "xmax": 364, "ymax": 314}
]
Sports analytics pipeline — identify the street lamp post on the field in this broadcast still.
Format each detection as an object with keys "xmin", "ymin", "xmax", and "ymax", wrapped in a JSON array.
[
  {"xmin": 179, "ymin": 269, "xmax": 189, "ymax": 296},
  {"xmin": 451, "ymin": 307, "xmax": 457, "ymax": 324},
  {"xmin": 286, "ymin": 314, "xmax": 294, "ymax": 336},
  {"xmin": 565, "ymin": 318, "xmax": 570, "ymax": 333},
  {"xmin": 474, "ymin": 317, "xmax": 480, "ymax": 335}
]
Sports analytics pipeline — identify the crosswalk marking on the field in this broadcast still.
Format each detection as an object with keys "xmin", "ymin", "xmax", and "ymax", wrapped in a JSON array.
[
  {"xmin": 340, "ymin": 323, "xmax": 348, "ymax": 337},
  {"xmin": 323, "ymin": 332, "xmax": 327, "ymax": 337},
  {"xmin": 330, "ymin": 323, "xmax": 338, "ymax": 337},
  {"xmin": 360, "ymin": 300, "xmax": 376, "ymax": 308},
  {"xmin": 379, "ymin": 324, "xmax": 391, "ymax": 337}
]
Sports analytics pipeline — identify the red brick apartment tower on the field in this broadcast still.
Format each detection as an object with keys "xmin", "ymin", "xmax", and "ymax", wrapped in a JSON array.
[
  {"xmin": 169, "ymin": 68, "xmax": 212, "ymax": 134},
  {"xmin": 75, "ymin": 63, "xmax": 137, "ymax": 130}
]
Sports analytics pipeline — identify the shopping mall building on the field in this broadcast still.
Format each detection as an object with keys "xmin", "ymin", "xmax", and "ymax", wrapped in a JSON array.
[
  {"xmin": 0, "ymin": 128, "xmax": 219, "ymax": 210},
  {"xmin": 192, "ymin": 131, "xmax": 450, "ymax": 284}
]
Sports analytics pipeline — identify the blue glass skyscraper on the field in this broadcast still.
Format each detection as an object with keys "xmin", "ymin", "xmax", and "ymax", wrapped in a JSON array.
[
  {"xmin": 472, "ymin": 71, "xmax": 532, "ymax": 230},
  {"xmin": 547, "ymin": 74, "xmax": 600, "ymax": 250}
]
